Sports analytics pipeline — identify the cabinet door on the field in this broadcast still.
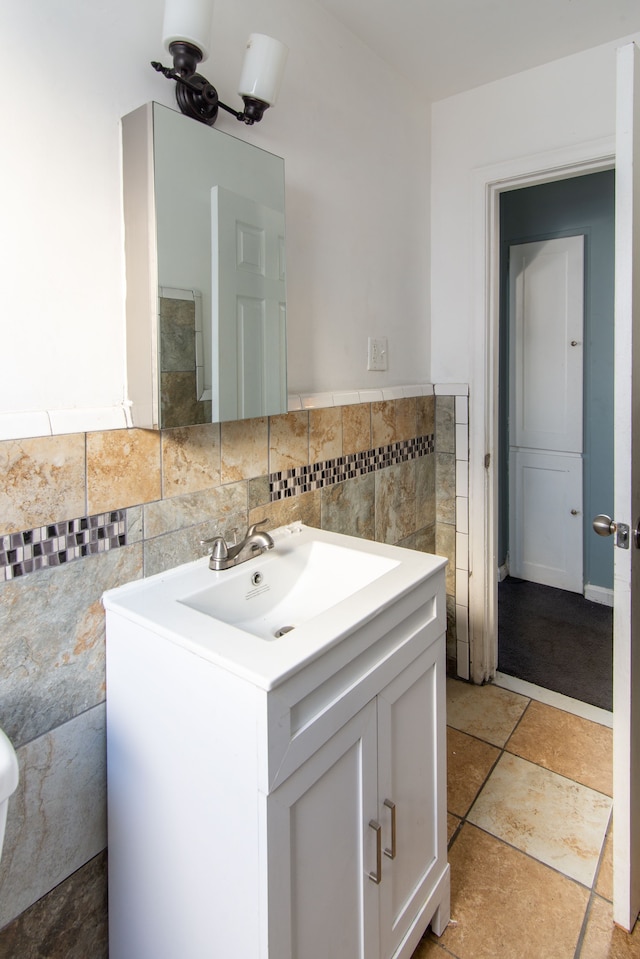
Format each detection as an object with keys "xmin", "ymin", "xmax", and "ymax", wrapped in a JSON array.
[
  {"xmin": 377, "ymin": 644, "xmax": 447, "ymax": 958},
  {"xmin": 267, "ymin": 700, "xmax": 379, "ymax": 959}
]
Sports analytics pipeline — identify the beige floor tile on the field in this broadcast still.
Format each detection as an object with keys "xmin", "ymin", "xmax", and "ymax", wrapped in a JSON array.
[
  {"xmin": 468, "ymin": 753, "xmax": 612, "ymax": 886},
  {"xmin": 446, "ymin": 678, "xmax": 529, "ymax": 746},
  {"xmin": 434, "ymin": 824, "xmax": 589, "ymax": 959},
  {"xmin": 447, "ymin": 728, "xmax": 500, "ymax": 817},
  {"xmin": 596, "ymin": 823, "xmax": 614, "ymax": 902},
  {"xmin": 411, "ymin": 937, "xmax": 451, "ymax": 958},
  {"xmin": 506, "ymin": 700, "xmax": 613, "ymax": 796},
  {"xmin": 580, "ymin": 895, "xmax": 640, "ymax": 958},
  {"xmin": 447, "ymin": 814, "xmax": 461, "ymax": 844}
]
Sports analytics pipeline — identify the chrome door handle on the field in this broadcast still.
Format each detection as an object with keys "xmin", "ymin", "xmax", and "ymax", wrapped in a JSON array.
[
  {"xmin": 593, "ymin": 514, "xmax": 616, "ymax": 536},
  {"xmin": 368, "ymin": 820, "xmax": 382, "ymax": 884},
  {"xmin": 383, "ymin": 799, "xmax": 396, "ymax": 860},
  {"xmin": 592, "ymin": 514, "xmax": 630, "ymax": 549}
]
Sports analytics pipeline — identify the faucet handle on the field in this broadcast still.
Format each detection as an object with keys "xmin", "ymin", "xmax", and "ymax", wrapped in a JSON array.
[
  {"xmin": 247, "ymin": 518, "xmax": 269, "ymax": 537},
  {"xmin": 199, "ymin": 535, "xmax": 228, "ymax": 559}
]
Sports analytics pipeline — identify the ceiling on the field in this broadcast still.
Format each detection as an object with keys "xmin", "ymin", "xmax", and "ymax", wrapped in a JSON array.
[{"xmin": 314, "ymin": 0, "xmax": 640, "ymax": 101}]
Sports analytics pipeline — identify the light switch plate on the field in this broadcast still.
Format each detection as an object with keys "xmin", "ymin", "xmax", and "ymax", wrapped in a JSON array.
[{"xmin": 367, "ymin": 337, "xmax": 388, "ymax": 371}]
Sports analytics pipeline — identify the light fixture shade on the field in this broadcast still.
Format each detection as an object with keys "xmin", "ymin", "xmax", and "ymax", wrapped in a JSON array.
[
  {"xmin": 238, "ymin": 34, "xmax": 288, "ymax": 106},
  {"xmin": 163, "ymin": 0, "xmax": 214, "ymax": 62}
]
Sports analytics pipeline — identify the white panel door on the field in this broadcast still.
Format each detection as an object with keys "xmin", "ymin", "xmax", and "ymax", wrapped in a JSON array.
[
  {"xmin": 612, "ymin": 40, "xmax": 640, "ymax": 932},
  {"xmin": 212, "ymin": 186, "xmax": 286, "ymax": 421},
  {"xmin": 509, "ymin": 450, "xmax": 583, "ymax": 591},
  {"xmin": 377, "ymin": 645, "xmax": 448, "ymax": 958},
  {"xmin": 266, "ymin": 701, "xmax": 379, "ymax": 959},
  {"xmin": 510, "ymin": 236, "xmax": 584, "ymax": 453},
  {"xmin": 509, "ymin": 234, "xmax": 584, "ymax": 592}
]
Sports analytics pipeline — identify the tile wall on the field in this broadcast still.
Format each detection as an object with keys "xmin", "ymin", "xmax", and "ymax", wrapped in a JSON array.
[{"xmin": 0, "ymin": 390, "xmax": 467, "ymax": 956}]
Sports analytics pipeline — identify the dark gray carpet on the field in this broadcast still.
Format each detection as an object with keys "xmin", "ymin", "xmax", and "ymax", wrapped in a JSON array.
[{"xmin": 498, "ymin": 577, "xmax": 613, "ymax": 711}]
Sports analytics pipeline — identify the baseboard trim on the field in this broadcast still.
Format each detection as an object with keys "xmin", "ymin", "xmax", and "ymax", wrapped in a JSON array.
[{"xmin": 584, "ymin": 584, "xmax": 614, "ymax": 607}]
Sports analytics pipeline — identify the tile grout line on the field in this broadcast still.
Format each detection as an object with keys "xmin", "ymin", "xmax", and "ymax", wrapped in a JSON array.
[
  {"xmin": 447, "ymin": 694, "xmax": 534, "ymax": 849},
  {"xmin": 572, "ymin": 806, "xmax": 615, "ymax": 958}
]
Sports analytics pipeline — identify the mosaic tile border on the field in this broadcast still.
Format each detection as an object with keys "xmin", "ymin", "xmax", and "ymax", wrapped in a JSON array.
[
  {"xmin": 269, "ymin": 433, "xmax": 435, "ymax": 500},
  {"xmin": 0, "ymin": 512, "xmax": 127, "ymax": 582},
  {"xmin": 0, "ymin": 435, "xmax": 434, "ymax": 581}
]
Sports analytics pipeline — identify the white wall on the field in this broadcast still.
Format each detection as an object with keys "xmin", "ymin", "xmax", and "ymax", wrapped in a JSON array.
[
  {"xmin": 430, "ymin": 32, "xmax": 640, "ymax": 384},
  {"xmin": 0, "ymin": 0, "xmax": 430, "ymax": 437}
]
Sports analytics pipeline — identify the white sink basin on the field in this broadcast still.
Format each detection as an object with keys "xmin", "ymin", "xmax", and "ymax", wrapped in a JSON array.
[
  {"xmin": 179, "ymin": 537, "xmax": 399, "ymax": 640},
  {"xmin": 103, "ymin": 523, "xmax": 447, "ymax": 689}
]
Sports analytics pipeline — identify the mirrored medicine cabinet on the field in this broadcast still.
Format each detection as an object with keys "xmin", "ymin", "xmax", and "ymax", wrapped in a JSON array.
[{"xmin": 122, "ymin": 101, "xmax": 287, "ymax": 429}]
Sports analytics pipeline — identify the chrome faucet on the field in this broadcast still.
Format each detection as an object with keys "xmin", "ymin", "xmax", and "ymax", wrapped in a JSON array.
[{"xmin": 201, "ymin": 519, "xmax": 275, "ymax": 571}]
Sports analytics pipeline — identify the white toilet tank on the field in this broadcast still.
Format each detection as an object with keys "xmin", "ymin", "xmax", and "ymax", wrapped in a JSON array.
[{"xmin": 0, "ymin": 727, "xmax": 19, "ymax": 860}]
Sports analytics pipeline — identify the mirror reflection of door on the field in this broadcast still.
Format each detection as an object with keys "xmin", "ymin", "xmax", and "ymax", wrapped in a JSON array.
[
  {"xmin": 497, "ymin": 171, "xmax": 615, "ymax": 710},
  {"xmin": 213, "ymin": 186, "xmax": 287, "ymax": 422}
]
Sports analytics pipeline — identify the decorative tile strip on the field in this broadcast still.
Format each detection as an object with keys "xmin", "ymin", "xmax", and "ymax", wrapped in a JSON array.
[
  {"xmin": 269, "ymin": 433, "xmax": 435, "ymax": 501},
  {"xmin": 0, "ymin": 511, "xmax": 127, "ymax": 582}
]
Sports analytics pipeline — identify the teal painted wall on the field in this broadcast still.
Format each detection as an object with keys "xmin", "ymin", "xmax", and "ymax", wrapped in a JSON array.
[{"xmin": 499, "ymin": 169, "xmax": 615, "ymax": 591}]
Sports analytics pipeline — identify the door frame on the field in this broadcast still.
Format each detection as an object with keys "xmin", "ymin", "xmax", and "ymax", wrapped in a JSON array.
[{"xmin": 468, "ymin": 138, "xmax": 615, "ymax": 685}]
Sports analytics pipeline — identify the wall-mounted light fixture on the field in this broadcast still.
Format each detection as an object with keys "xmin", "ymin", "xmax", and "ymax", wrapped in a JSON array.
[{"xmin": 152, "ymin": 0, "xmax": 288, "ymax": 126}]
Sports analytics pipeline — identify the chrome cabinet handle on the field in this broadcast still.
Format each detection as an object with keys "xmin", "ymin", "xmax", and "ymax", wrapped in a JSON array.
[
  {"xmin": 368, "ymin": 820, "xmax": 382, "ymax": 884},
  {"xmin": 383, "ymin": 799, "xmax": 396, "ymax": 860}
]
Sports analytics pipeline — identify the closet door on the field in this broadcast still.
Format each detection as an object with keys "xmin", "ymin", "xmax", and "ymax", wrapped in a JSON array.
[{"xmin": 509, "ymin": 236, "xmax": 584, "ymax": 591}]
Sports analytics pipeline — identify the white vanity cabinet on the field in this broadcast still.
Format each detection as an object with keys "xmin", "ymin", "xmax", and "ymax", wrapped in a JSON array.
[
  {"xmin": 267, "ymin": 640, "xmax": 449, "ymax": 959},
  {"xmin": 104, "ymin": 527, "xmax": 449, "ymax": 959}
]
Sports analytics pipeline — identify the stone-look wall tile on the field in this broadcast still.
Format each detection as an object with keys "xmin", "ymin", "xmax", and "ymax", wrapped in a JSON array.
[
  {"xmin": 375, "ymin": 461, "xmax": 417, "ymax": 545},
  {"xmin": 0, "ymin": 705, "xmax": 107, "ymax": 930},
  {"xmin": 160, "ymin": 373, "xmax": 208, "ymax": 429},
  {"xmin": 143, "ymin": 481, "xmax": 247, "ymax": 540},
  {"xmin": 143, "ymin": 512, "xmax": 246, "ymax": 577},
  {"xmin": 0, "ymin": 546, "xmax": 141, "ymax": 747},
  {"xmin": 321, "ymin": 474, "xmax": 375, "ymax": 540},
  {"xmin": 249, "ymin": 489, "xmax": 321, "ymax": 532},
  {"xmin": 309, "ymin": 408, "xmax": 342, "ymax": 463},
  {"xmin": 397, "ymin": 525, "xmax": 436, "ymax": 554},
  {"xmin": 269, "ymin": 411, "xmax": 309, "ymax": 473},
  {"xmin": 436, "ymin": 522, "xmax": 456, "ymax": 597},
  {"xmin": 416, "ymin": 453, "xmax": 436, "ymax": 529},
  {"xmin": 417, "ymin": 395, "xmax": 435, "ymax": 436},
  {"xmin": 0, "ymin": 435, "xmax": 86, "ymax": 536},
  {"xmin": 342, "ymin": 403, "xmax": 371, "ymax": 455},
  {"xmin": 395, "ymin": 398, "xmax": 417, "ymax": 443},
  {"xmin": 371, "ymin": 401, "xmax": 396, "ymax": 447},
  {"xmin": 248, "ymin": 475, "xmax": 271, "ymax": 510},
  {"xmin": 0, "ymin": 851, "xmax": 107, "ymax": 959},
  {"xmin": 87, "ymin": 429, "xmax": 161, "ymax": 514},
  {"xmin": 220, "ymin": 417, "xmax": 268, "ymax": 483},
  {"xmin": 126, "ymin": 505, "xmax": 143, "ymax": 544},
  {"xmin": 160, "ymin": 297, "xmax": 195, "ymax": 372},
  {"xmin": 435, "ymin": 394, "xmax": 455, "ymax": 454},
  {"xmin": 436, "ymin": 452, "xmax": 456, "ymax": 525},
  {"xmin": 162, "ymin": 424, "xmax": 221, "ymax": 497}
]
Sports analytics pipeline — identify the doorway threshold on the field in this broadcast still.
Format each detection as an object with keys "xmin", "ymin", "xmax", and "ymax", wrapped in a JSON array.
[{"xmin": 494, "ymin": 671, "xmax": 613, "ymax": 728}]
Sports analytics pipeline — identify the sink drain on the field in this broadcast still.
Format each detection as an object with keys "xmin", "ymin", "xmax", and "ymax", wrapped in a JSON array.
[{"xmin": 274, "ymin": 625, "xmax": 296, "ymax": 638}]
